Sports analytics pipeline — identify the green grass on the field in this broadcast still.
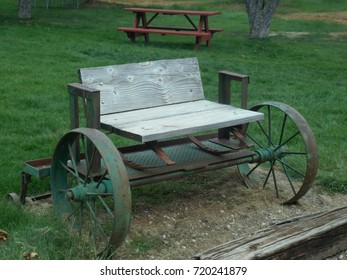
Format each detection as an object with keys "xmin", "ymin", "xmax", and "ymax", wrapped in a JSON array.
[
  {"xmin": 128, "ymin": 235, "xmax": 162, "ymax": 254},
  {"xmin": 0, "ymin": 0, "xmax": 346, "ymax": 259},
  {"xmin": 0, "ymin": 200, "xmax": 94, "ymax": 259}
]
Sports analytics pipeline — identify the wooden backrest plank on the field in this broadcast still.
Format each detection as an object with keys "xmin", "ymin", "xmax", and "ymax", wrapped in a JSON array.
[{"xmin": 79, "ymin": 57, "xmax": 205, "ymax": 115}]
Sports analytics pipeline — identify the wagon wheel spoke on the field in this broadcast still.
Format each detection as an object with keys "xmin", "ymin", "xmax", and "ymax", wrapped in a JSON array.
[
  {"xmin": 245, "ymin": 162, "xmax": 262, "ymax": 177},
  {"xmin": 95, "ymin": 170, "xmax": 108, "ymax": 190},
  {"xmin": 68, "ymin": 143, "xmax": 81, "ymax": 184},
  {"xmin": 278, "ymin": 113, "xmax": 287, "ymax": 146},
  {"xmin": 64, "ymin": 201, "xmax": 83, "ymax": 224},
  {"xmin": 59, "ymin": 160, "xmax": 85, "ymax": 184},
  {"xmin": 271, "ymin": 161, "xmax": 279, "ymax": 198},
  {"xmin": 267, "ymin": 105, "xmax": 273, "ymax": 146},
  {"xmin": 51, "ymin": 128, "xmax": 131, "ymax": 258},
  {"xmin": 84, "ymin": 199, "xmax": 103, "ymax": 257},
  {"xmin": 81, "ymin": 134, "xmax": 99, "ymax": 184},
  {"xmin": 262, "ymin": 163, "xmax": 273, "ymax": 189},
  {"xmin": 276, "ymin": 157, "xmax": 305, "ymax": 178},
  {"xmin": 246, "ymin": 129, "xmax": 264, "ymax": 149},
  {"xmin": 279, "ymin": 160, "xmax": 297, "ymax": 195},
  {"xmin": 276, "ymin": 130, "xmax": 301, "ymax": 151},
  {"xmin": 237, "ymin": 102, "xmax": 318, "ymax": 204},
  {"xmin": 85, "ymin": 200, "xmax": 109, "ymax": 242},
  {"xmin": 281, "ymin": 151, "xmax": 307, "ymax": 156},
  {"xmin": 97, "ymin": 195, "xmax": 115, "ymax": 219},
  {"xmin": 261, "ymin": 160, "xmax": 280, "ymax": 198}
]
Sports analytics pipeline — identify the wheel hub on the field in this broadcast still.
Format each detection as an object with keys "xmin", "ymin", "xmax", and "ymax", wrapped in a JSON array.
[
  {"xmin": 255, "ymin": 147, "xmax": 276, "ymax": 163},
  {"xmin": 65, "ymin": 180, "xmax": 113, "ymax": 202},
  {"xmin": 255, "ymin": 145, "xmax": 288, "ymax": 163}
]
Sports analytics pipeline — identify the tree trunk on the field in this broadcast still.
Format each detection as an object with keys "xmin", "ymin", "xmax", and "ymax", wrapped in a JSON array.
[
  {"xmin": 245, "ymin": 0, "xmax": 280, "ymax": 39},
  {"xmin": 18, "ymin": 0, "xmax": 31, "ymax": 20}
]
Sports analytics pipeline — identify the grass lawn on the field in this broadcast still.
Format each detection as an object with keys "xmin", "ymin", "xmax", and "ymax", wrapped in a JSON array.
[{"xmin": 0, "ymin": 0, "xmax": 346, "ymax": 259}]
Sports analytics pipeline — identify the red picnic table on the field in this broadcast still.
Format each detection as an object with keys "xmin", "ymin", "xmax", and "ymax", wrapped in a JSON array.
[{"xmin": 117, "ymin": 7, "xmax": 222, "ymax": 50}]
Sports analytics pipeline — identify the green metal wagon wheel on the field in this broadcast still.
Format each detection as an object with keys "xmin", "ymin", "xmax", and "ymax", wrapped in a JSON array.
[
  {"xmin": 51, "ymin": 128, "xmax": 131, "ymax": 258},
  {"xmin": 237, "ymin": 101, "xmax": 318, "ymax": 204}
]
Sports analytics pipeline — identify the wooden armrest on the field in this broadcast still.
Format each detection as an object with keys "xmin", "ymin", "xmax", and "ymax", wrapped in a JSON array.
[
  {"xmin": 68, "ymin": 83, "xmax": 100, "ymax": 100},
  {"xmin": 218, "ymin": 71, "xmax": 249, "ymax": 109},
  {"xmin": 218, "ymin": 71, "xmax": 250, "ymax": 139},
  {"xmin": 219, "ymin": 71, "xmax": 249, "ymax": 83},
  {"xmin": 68, "ymin": 83, "xmax": 101, "ymax": 130}
]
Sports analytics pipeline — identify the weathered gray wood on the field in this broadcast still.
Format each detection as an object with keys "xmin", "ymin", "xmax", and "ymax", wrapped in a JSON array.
[
  {"xmin": 101, "ymin": 100, "xmax": 263, "ymax": 142},
  {"xmin": 79, "ymin": 57, "xmax": 204, "ymax": 115},
  {"xmin": 76, "ymin": 57, "xmax": 264, "ymax": 142},
  {"xmin": 218, "ymin": 71, "xmax": 250, "ymax": 138},
  {"xmin": 18, "ymin": 0, "xmax": 31, "ymax": 19},
  {"xmin": 195, "ymin": 206, "xmax": 347, "ymax": 260}
]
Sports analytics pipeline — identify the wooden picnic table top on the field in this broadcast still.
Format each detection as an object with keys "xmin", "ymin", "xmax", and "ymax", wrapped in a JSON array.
[{"xmin": 123, "ymin": 7, "xmax": 220, "ymax": 16}]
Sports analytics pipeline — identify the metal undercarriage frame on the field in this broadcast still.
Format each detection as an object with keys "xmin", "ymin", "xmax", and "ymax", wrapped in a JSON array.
[{"xmin": 15, "ymin": 131, "xmax": 257, "ymax": 203}]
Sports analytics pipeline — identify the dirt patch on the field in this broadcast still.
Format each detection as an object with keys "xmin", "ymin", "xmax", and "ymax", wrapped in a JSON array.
[
  {"xmin": 269, "ymin": 31, "xmax": 310, "ymax": 38},
  {"xmin": 274, "ymin": 12, "xmax": 347, "ymax": 38},
  {"xmin": 270, "ymin": 31, "xmax": 347, "ymax": 39},
  {"xmin": 277, "ymin": 12, "xmax": 347, "ymax": 26},
  {"xmin": 114, "ymin": 170, "xmax": 347, "ymax": 260},
  {"xmin": 25, "ymin": 168, "xmax": 347, "ymax": 259}
]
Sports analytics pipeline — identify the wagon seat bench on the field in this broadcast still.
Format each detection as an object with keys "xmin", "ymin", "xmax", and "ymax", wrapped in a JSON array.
[
  {"xmin": 67, "ymin": 57, "xmax": 263, "ymax": 168},
  {"xmin": 117, "ymin": 8, "xmax": 223, "ymax": 50},
  {"xmin": 16, "ymin": 57, "xmax": 318, "ymax": 257}
]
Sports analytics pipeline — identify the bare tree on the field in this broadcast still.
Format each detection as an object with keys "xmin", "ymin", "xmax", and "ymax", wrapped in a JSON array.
[
  {"xmin": 18, "ymin": 0, "xmax": 31, "ymax": 19},
  {"xmin": 245, "ymin": 0, "xmax": 280, "ymax": 39}
]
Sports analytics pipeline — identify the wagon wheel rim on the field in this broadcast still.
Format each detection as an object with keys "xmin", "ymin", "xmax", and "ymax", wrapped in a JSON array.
[
  {"xmin": 51, "ymin": 128, "xmax": 131, "ymax": 258},
  {"xmin": 237, "ymin": 101, "xmax": 318, "ymax": 204}
]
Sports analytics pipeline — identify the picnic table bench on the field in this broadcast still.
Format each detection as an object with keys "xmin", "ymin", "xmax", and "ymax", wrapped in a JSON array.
[
  {"xmin": 15, "ymin": 57, "xmax": 318, "ymax": 257},
  {"xmin": 117, "ymin": 8, "xmax": 223, "ymax": 50}
]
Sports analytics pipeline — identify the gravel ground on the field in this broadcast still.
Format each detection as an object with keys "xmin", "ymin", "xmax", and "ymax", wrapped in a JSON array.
[
  {"xmin": 114, "ymin": 170, "xmax": 347, "ymax": 260},
  {"xmin": 26, "ymin": 168, "xmax": 347, "ymax": 260}
]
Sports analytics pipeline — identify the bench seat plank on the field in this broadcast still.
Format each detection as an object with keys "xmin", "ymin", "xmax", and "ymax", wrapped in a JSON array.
[
  {"xmin": 117, "ymin": 27, "xmax": 210, "ymax": 37},
  {"xmin": 101, "ymin": 100, "xmax": 263, "ymax": 142},
  {"xmin": 127, "ymin": 26, "xmax": 222, "ymax": 34}
]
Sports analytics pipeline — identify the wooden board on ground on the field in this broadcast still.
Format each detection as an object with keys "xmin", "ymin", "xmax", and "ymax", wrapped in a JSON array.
[{"xmin": 194, "ymin": 206, "xmax": 347, "ymax": 260}]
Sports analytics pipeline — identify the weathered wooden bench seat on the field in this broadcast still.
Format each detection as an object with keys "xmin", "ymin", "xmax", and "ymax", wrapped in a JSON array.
[
  {"xmin": 101, "ymin": 100, "xmax": 260, "ymax": 142},
  {"xmin": 68, "ymin": 57, "xmax": 263, "ymax": 143}
]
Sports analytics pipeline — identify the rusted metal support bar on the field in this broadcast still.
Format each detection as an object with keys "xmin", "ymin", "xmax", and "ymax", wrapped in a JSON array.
[
  {"xmin": 129, "ymin": 151, "xmax": 261, "ymax": 188},
  {"xmin": 20, "ymin": 172, "xmax": 31, "ymax": 204}
]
